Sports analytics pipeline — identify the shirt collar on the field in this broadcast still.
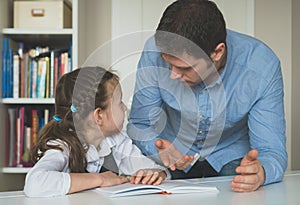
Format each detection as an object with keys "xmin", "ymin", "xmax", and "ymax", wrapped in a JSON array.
[{"xmin": 85, "ymin": 138, "xmax": 115, "ymax": 162}]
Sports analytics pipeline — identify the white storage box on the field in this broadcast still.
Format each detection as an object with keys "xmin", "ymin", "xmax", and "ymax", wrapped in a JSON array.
[{"xmin": 14, "ymin": 0, "xmax": 72, "ymax": 29}]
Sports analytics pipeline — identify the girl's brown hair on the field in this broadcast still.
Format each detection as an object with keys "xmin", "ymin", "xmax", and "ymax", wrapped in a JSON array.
[{"xmin": 31, "ymin": 66, "xmax": 119, "ymax": 172}]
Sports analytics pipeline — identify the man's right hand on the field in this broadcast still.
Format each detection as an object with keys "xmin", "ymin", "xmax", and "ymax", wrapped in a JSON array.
[{"xmin": 155, "ymin": 139, "xmax": 194, "ymax": 171}]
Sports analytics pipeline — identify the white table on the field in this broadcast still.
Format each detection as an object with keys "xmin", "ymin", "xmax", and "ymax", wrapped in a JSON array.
[{"xmin": 1, "ymin": 171, "xmax": 299, "ymax": 205}]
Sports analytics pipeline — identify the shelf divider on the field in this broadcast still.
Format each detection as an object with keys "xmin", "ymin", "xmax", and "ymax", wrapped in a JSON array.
[
  {"xmin": 2, "ymin": 28, "xmax": 73, "ymax": 35},
  {"xmin": 1, "ymin": 167, "xmax": 31, "ymax": 174},
  {"xmin": 1, "ymin": 98, "xmax": 55, "ymax": 104}
]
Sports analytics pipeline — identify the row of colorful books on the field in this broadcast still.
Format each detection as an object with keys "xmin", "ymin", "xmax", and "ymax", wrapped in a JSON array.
[
  {"xmin": 2, "ymin": 37, "xmax": 72, "ymax": 98},
  {"xmin": 6, "ymin": 106, "xmax": 53, "ymax": 167}
]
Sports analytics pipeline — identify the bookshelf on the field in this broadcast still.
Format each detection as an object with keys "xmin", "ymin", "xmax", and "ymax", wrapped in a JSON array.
[{"xmin": 0, "ymin": 0, "xmax": 78, "ymax": 191}]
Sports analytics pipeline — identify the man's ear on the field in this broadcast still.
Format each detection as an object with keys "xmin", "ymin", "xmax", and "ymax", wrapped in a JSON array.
[
  {"xmin": 94, "ymin": 107, "xmax": 103, "ymax": 126},
  {"xmin": 210, "ymin": 42, "xmax": 226, "ymax": 62}
]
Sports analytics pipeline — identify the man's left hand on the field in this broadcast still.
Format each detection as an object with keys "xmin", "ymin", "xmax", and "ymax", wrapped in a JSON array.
[{"xmin": 231, "ymin": 149, "xmax": 265, "ymax": 192}]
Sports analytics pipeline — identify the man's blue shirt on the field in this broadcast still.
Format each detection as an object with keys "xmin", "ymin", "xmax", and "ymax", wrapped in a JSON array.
[{"xmin": 127, "ymin": 30, "xmax": 287, "ymax": 185}]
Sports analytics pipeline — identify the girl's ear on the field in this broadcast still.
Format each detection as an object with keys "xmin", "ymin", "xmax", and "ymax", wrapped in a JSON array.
[{"xmin": 94, "ymin": 107, "xmax": 103, "ymax": 126}]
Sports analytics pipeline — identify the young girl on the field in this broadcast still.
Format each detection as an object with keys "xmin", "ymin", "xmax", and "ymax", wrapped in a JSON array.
[{"xmin": 24, "ymin": 67, "xmax": 169, "ymax": 197}]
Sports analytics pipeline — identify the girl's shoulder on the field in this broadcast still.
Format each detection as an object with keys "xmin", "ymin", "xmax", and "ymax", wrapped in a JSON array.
[{"xmin": 46, "ymin": 139, "xmax": 70, "ymax": 154}]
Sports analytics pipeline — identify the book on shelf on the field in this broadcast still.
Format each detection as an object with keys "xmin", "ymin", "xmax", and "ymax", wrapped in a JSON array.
[
  {"xmin": 24, "ymin": 53, "xmax": 30, "ymax": 98},
  {"xmin": 7, "ymin": 108, "xmax": 17, "ymax": 167},
  {"xmin": 2, "ymin": 37, "xmax": 18, "ymax": 98},
  {"xmin": 31, "ymin": 59, "xmax": 38, "ymax": 98},
  {"xmin": 50, "ymin": 51, "xmax": 55, "ymax": 98},
  {"xmin": 31, "ymin": 109, "xmax": 39, "ymax": 148},
  {"xmin": 37, "ymin": 58, "xmax": 47, "ymax": 98},
  {"xmin": 44, "ymin": 109, "xmax": 49, "ymax": 125},
  {"xmin": 13, "ymin": 54, "xmax": 20, "ymax": 98},
  {"xmin": 19, "ymin": 42, "xmax": 25, "ymax": 98},
  {"xmin": 95, "ymin": 180, "xmax": 219, "ymax": 197},
  {"xmin": 16, "ymin": 106, "xmax": 25, "ymax": 166},
  {"xmin": 5, "ymin": 106, "xmax": 53, "ymax": 167},
  {"xmin": 1, "ymin": 36, "xmax": 72, "ymax": 99}
]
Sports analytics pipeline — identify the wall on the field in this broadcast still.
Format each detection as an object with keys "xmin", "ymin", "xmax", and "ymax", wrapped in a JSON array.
[
  {"xmin": 254, "ymin": 0, "xmax": 292, "ymax": 170},
  {"xmin": 291, "ymin": 0, "xmax": 300, "ymax": 170},
  {"xmin": 213, "ymin": 0, "xmax": 254, "ymax": 36},
  {"xmin": 81, "ymin": 0, "xmax": 175, "ymax": 126},
  {"xmin": 78, "ymin": 0, "xmax": 112, "ymax": 67},
  {"xmin": 110, "ymin": 0, "xmax": 175, "ymax": 123}
]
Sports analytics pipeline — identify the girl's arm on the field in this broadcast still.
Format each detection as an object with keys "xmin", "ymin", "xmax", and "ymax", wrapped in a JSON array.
[
  {"xmin": 24, "ymin": 149, "xmax": 128, "ymax": 197},
  {"xmin": 24, "ymin": 149, "xmax": 71, "ymax": 197},
  {"xmin": 112, "ymin": 132, "xmax": 170, "ymax": 185},
  {"xmin": 69, "ymin": 171, "xmax": 128, "ymax": 194}
]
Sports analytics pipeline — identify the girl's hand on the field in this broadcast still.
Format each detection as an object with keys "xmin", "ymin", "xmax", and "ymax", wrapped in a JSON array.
[
  {"xmin": 130, "ymin": 169, "xmax": 167, "ymax": 185},
  {"xmin": 98, "ymin": 171, "xmax": 129, "ymax": 187},
  {"xmin": 68, "ymin": 171, "xmax": 129, "ymax": 194}
]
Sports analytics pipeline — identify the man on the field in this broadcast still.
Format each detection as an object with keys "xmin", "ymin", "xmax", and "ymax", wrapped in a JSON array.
[{"xmin": 127, "ymin": 0, "xmax": 287, "ymax": 192}]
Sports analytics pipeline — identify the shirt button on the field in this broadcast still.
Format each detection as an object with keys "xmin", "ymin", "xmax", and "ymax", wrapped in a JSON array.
[
  {"xmin": 199, "ymin": 139, "xmax": 204, "ymax": 143},
  {"xmin": 198, "ymin": 115, "xmax": 203, "ymax": 119},
  {"xmin": 198, "ymin": 130, "xmax": 203, "ymax": 134}
]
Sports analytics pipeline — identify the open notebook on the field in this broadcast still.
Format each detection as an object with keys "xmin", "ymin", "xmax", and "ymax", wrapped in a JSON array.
[{"xmin": 95, "ymin": 180, "xmax": 219, "ymax": 197}]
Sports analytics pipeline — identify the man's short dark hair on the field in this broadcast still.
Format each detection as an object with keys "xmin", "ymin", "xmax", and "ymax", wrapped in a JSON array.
[{"xmin": 155, "ymin": 0, "xmax": 226, "ymax": 58}]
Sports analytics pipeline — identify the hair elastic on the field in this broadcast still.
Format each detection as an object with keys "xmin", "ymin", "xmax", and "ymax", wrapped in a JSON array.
[
  {"xmin": 52, "ymin": 115, "xmax": 62, "ymax": 122},
  {"xmin": 70, "ymin": 104, "xmax": 78, "ymax": 113}
]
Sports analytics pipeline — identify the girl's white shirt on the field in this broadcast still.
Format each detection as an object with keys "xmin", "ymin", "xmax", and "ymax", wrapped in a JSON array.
[{"xmin": 24, "ymin": 131, "xmax": 169, "ymax": 197}]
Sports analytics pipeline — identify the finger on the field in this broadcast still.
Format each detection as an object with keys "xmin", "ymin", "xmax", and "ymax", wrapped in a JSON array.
[
  {"xmin": 174, "ymin": 155, "xmax": 194, "ymax": 170},
  {"xmin": 129, "ymin": 176, "xmax": 135, "ymax": 184},
  {"xmin": 134, "ymin": 170, "xmax": 145, "ymax": 184},
  {"xmin": 159, "ymin": 153, "xmax": 172, "ymax": 167},
  {"xmin": 155, "ymin": 139, "xmax": 170, "ymax": 149},
  {"xmin": 231, "ymin": 180, "xmax": 259, "ymax": 192},
  {"xmin": 169, "ymin": 165, "xmax": 176, "ymax": 171},
  {"xmin": 231, "ymin": 181, "xmax": 254, "ymax": 192},
  {"xmin": 166, "ymin": 154, "xmax": 179, "ymax": 168},
  {"xmin": 232, "ymin": 174, "xmax": 260, "ymax": 185},
  {"xmin": 119, "ymin": 176, "xmax": 130, "ymax": 184},
  {"xmin": 141, "ymin": 170, "xmax": 154, "ymax": 184},
  {"xmin": 236, "ymin": 162, "xmax": 260, "ymax": 174},
  {"xmin": 168, "ymin": 153, "xmax": 190, "ymax": 169},
  {"xmin": 174, "ymin": 155, "xmax": 189, "ymax": 167},
  {"xmin": 241, "ymin": 149, "xmax": 259, "ymax": 165},
  {"xmin": 247, "ymin": 149, "xmax": 259, "ymax": 160},
  {"xmin": 146, "ymin": 171, "xmax": 159, "ymax": 185},
  {"xmin": 153, "ymin": 176, "xmax": 163, "ymax": 186},
  {"xmin": 156, "ymin": 142, "xmax": 173, "ymax": 167},
  {"xmin": 155, "ymin": 139, "xmax": 163, "ymax": 149}
]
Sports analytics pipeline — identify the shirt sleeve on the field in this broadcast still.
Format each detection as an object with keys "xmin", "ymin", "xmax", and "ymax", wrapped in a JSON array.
[
  {"xmin": 248, "ymin": 59, "xmax": 288, "ymax": 185},
  {"xmin": 23, "ymin": 149, "xmax": 71, "ymax": 197},
  {"xmin": 127, "ymin": 37, "xmax": 164, "ymax": 162},
  {"xmin": 112, "ymin": 132, "xmax": 170, "ymax": 179}
]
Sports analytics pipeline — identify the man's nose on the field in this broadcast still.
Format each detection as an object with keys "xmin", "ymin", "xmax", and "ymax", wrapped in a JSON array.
[{"xmin": 169, "ymin": 67, "xmax": 182, "ymax": 80}]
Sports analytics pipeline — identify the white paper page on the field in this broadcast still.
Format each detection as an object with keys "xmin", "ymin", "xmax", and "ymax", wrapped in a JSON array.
[
  {"xmin": 95, "ymin": 183, "xmax": 163, "ymax": 197},
  {"xmin": 95, "ymin": 180, "xmax": 218, "ymax": 197},
  {"xmin": 158, "ymin": 180, "xmax": 219, "ymax": 194}
]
